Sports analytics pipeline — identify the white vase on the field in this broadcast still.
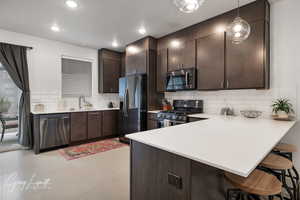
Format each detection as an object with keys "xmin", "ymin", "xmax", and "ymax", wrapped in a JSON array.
[{"xmin": 277, "ymin": 111, "xmax": 289, "ymax": 119}]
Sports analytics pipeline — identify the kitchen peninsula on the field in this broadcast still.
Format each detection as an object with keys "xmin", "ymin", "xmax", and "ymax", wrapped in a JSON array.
[{"xmin": 127, "ymin": 115, "xmax": 296, "ymax": 200}]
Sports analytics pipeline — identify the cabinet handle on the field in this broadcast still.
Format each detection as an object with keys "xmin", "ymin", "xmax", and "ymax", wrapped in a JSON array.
[
  {"xmin": 226, "ymin": 80, "xmax": 229, "ymax": 88},
  {"xmin": 220, "ymin": 81, "xmax": 224, "ymax": 88}
]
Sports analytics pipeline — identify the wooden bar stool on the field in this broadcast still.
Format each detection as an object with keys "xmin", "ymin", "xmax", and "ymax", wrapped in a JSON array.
[
  {"xmin": 274, "ymin": 143, "xmax": 297, "ymax": 154},
  {"xmin": 272, "ymin": 143, "xmax": 299, "ymax": 200},
  {"xmin": 260, "ymin": 153, "xmax": 297, "ymax": 200},
  {"xmin": 225, "ymin": 169, "xmax": 282, "ymax": 200}
]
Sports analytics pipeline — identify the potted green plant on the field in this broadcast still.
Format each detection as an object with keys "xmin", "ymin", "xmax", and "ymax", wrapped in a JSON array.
[
  {"xmin": 271, "ymin": 98, "xmax": 294, "ymax": 119},
  {"xmin": 0, "ymin": 97, "xmax": 11, "ymax": 115}
]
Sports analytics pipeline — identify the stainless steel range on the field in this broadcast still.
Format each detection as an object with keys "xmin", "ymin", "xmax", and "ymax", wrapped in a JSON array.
[{"xmin": 157, "ymin": 100, "xmax": 203, "ymax": 127}]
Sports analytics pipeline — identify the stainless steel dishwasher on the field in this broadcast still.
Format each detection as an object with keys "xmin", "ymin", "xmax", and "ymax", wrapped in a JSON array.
[{"xmin": 39, "ymin": 114, "xmax": 70, "ymax": 150}]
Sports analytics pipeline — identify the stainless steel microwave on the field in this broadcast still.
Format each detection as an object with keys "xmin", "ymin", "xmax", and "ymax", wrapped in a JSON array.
[{"xmin": 166, "ymin": 68, "xmax": 196, "ymax": 92}]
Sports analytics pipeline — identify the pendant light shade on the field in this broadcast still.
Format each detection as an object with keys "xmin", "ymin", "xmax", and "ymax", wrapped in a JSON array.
[
  {"xmin": 174, "ymin": 0, "xmax": 205, "ymax": 13},
  {"xmin": 227, "ymin": 0, "xmax": 251, "ymax": 44}
]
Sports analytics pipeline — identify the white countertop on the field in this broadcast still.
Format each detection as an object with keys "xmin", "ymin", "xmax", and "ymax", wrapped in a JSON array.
[
  {"xmin": 148, "ymin": 110, "xmax": 162, "ymax": 114},
  {"xmin": 31, "ymin": 107, "xmax": 119, "ymax": 115},
  {"xmin": 126, "ymin": 114, "xmax": 296, "ymax": 177}
]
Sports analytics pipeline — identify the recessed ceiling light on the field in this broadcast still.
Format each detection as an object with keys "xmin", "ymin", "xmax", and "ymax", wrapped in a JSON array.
[
  {"xmin": 174, "ymin": 0, "xmax": 205, "ymax": 13},
  {"xmin": 51, "ymin": 24, "xmax": 60, "ymax": 32},
  {"xmin": 65, "ymin": 0, "xmax": 78, "ymax": 9},
  {"xmin": 127, "ymin": 46, "xmax": 139, "ymax": 54},
  {"xmin": 138, "ymin": 27, "xmax": 146, "ymax": 35},
  {"xmin": 170, "ymin": 40, "xmax": 180, "ymax": 48},
  {"xmin": 112, "ymin": 41, "xmax": 119, "ymax": 47}
]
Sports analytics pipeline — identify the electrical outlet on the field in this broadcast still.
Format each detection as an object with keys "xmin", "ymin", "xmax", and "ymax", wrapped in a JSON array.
[{"xmin": 168, "ymin": 172, "xmax": 182, "ymax": 189}]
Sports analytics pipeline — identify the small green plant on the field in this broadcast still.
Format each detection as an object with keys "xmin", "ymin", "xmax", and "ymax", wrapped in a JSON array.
[
  {"xmin": 271, "ymin": 98, "xmax": 294, "ymax": 114},
  {"xmin": 0, "ymin": 97, "xmax": 11, "ymax": 113}
]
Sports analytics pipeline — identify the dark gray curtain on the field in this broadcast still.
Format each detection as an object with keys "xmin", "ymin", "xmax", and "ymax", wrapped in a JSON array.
[{"xmin": 0, "ymin": 43, "xmax": 32, "ymax": 148}]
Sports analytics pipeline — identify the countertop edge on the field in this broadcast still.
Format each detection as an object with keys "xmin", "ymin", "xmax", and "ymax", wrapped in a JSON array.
[{"xmin": 31, "ymin": 108, "xmax": 119, "ymax": 115}]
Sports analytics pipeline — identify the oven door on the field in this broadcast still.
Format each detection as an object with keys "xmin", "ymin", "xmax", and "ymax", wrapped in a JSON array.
[{"xmin": 157, "ymin": 119, "xmax": 186, "ymax": 128}]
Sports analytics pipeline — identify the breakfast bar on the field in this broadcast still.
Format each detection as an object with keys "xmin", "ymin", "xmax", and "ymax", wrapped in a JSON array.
[{"xmin": 127, "ymin": 115, "xmax": 296, "ymax": 200}]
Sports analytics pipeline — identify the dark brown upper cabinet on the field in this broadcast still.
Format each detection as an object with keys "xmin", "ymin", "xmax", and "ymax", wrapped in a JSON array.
[
  {"xmin": 87, "ymin": 111, "xmax": 103, "ymax": 139},
  {"xmin": 70, "ymin": 112, "xmax": 88, "ymax": 142},
  {"xmin": 197, "ymin": 33, "xmax": 225, "ymax": 90},
  {"xmin": 121, "ymin": 52, "xmax": 126, "ymax": 77},
  {"xmin": 157, "ymin": 0, "xmax": 269, "ymax": 90},
  {"xmin": 98, "ymin": 49, "xmax": 122, "ymax": 93},
  {"xmin": 125, "ymin": 38, "xmax": 150, "ymax": 75},
  {"xmin": 125, "ymin": 37, "xmax": 164, "ymax": 110},
  {"xmin": 226, "ymin": 20, "xmax": 269, "ymax": 89},
  {"xmin": 168, "ymin": 39, "xmax": 196, "ymax": 71},
  {"xmin": 126, "ymin": 50, "xmax": 147, "ymax": 75},
  {"xmin": 157, "ymin": 48, "xmax": 168, "ymax": 92},
  {"xmin": 182, "ymin": 39, "xmax": 197, "ymax": 69}
]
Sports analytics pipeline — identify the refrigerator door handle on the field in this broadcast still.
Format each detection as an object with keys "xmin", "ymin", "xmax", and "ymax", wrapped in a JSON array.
[{"xmin": 124, "ymin": 88, "xmax": 129, "ymax": 117}]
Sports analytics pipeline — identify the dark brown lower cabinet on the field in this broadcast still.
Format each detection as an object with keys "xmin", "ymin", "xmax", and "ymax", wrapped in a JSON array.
[
  {"xmin": 147, "ymin": 113, "xmax": 158, "ymax": 130},
  {"xmin": 130, "ymin": 141, "xmax": 228, "ymax": 200},
  {"xmin": 103, "ymin": 110, "xmax": 119, "ymax": 137},
  {"xmin": 87, "ymin": 111, "xmax": 103, "ymax": 139},
  {"xmin": 70, "ymin": 112, "xmax": 88, "ymax": 142},
  {"xmin": 147, "ymin": 119, "xmax": 158, "ymax": 130},
  {"xmin": 131, "ymin": 141, "xmax": 191, "ymax": 200}
]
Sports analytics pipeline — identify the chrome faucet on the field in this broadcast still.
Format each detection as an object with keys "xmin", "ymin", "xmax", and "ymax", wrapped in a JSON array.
[{"xmin": 79, "ymin": 96, "xmax": 85, "ymax": 109}]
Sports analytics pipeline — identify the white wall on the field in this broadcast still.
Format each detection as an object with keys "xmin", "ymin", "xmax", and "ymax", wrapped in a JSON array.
[
  {"xmin": 166, "ymin": 0, "xmax": 300, "ymax": 169},
  {"xmin": 0, "ymin": 29, "xmax": 119, "ymax": 110}
]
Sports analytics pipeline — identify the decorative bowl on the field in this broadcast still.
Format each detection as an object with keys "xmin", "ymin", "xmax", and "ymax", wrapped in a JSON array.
[{"xmin": 240, "ymin": 110, "xmax": 262, "ymax": 118}]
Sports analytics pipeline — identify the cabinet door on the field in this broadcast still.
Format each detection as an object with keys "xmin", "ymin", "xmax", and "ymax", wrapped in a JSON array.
[
  {"xmin": 197, "ymin": 33, "xmax": 225, "ymax": 90},
  {"xmin": 103, "ymin": 58, "xmax": 120, "ymax": 93},
  {"xmin": 103, "ymin": 110, "xmax": 119, "ymax": 137},
  {"xmin": 126, "ymin": 51, "xmax": 147, "ymax": 75},
  {"xmin": 168, "ymin": 45, "xmax": 183, "ymax": 71},
  {"xmin": 87, "ymin": 112, "xmax": 102, "ymax": 139},
  {"xmin": 182, "ymin": 39, "xmax": 196, "ymax": 69},
  {"xmin": 147, "ymin": 119, "xmax": 158, "ymax": 130},
  {"xmin": 157, "ymin": 49, "xmax": 168, "ymax": 92},
  {"xmin": 121, "ymin": 53, "xmax": 126, "ymax": 77},
  {"xmin": 131, "ymin": 141, "xmax": 191, "ymax": 200},
  {"xmin": 71, "ymin": 112, "xmax": 87, "ymax": 142},
  {"xmin": 168, "ymin": 40, "xmax": 196, "ymax": 71},
  {"xmin": 226, "ymin": 20, "xmax": 266, "ymax": 89}
]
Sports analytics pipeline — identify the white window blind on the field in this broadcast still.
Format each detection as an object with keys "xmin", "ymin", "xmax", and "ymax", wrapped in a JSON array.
[{"xmin": 62, "ymin": 58, "xmax": 92, "ymax": 97}]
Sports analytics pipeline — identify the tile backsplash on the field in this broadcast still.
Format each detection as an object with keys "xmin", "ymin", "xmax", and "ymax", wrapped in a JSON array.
[
  {"xmin": 31, "ymin": 92, "xmax": 119, "ymax": 111},
  {"xmin": 165, "ymin": 88, "xmax": 298, "ymax": 118}
]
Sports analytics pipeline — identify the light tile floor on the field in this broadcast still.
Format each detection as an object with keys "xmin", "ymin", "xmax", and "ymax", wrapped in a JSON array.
[{"xmin": 0, "ymin": 146, "xmax": 130, "ymax": 200}]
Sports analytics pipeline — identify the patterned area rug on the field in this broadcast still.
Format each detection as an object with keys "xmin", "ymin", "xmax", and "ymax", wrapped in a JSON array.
[{"xmin": 59, "ymin": 138, "xmax": 128, "ymax": 160}]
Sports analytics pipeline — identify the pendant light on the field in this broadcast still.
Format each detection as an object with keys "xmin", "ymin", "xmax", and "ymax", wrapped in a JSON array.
[
  {"xmin": 227, "ymin": 0, "xmax": 251, "ymax": 44},
  {"xmin": 174, "ymin": 0, "xmax": 205, "ymax": 13}
]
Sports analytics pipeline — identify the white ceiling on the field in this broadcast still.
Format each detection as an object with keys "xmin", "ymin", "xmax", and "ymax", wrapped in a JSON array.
[{"xmin": 0, "ymin": 0, "xmax": 258, "ymax": 50}]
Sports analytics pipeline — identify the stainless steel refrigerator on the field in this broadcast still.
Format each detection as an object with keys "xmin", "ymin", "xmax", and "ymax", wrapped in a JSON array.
[{"xmin": 119, "ymin": 74, "xmax": 147, "ymax": 143}]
